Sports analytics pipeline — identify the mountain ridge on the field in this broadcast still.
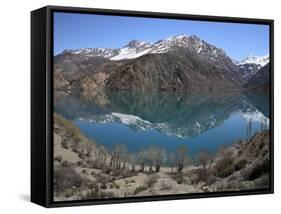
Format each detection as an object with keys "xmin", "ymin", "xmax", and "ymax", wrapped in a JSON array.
[
  {"xmin": 62, "ymin": 34, "xmax": 234, "ymax": 69},
  {"xmin": 237, "ymin": 54, "xmax": 269, "ymax": 66},
  {"xmin": 55, "ymin": 34, "xmax": 269, "ymax": 95},
  {"xmin": 235, "ymin": 55, "xmax": 269, "ymax": 82}
]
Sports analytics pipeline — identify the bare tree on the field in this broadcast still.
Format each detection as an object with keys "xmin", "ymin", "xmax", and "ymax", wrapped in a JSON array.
[
  {"xmin": 129, "ymin": 154, "xmax": 136, "ymax": 172},
  {"xmin": 112, "ymin": 145, "xmax": 120, "ymax": 168},
  {"xmin": 120, "ymin": 146, "xmax": 128, "ymax": 169},
  {"xmin": 168, "ymin": 152, "xmax": 176, "ymax": 173},
  {"xmin": 175, "ymin": 145, "xmax": 188, "ymax": 173},
  {"xmin": 94, "ymin": 145, "xmax": 100, "ymax": 161},
  {"xmin": 151, "ymin": 147, "xmax": 166, "ymax": 172},
  {"xmin": 65, "ymin": 122, "xmax": 81, "ymax": 152},
  {"xmin": 85, "ymin": 142, "xmax": 94, "ymax": 158},
  {"xmin": 197, "ymin": 150, "xmax": 213, "ymax": 181},
  {"xmin": 109, "ymin": 150, "xmax": 115, "ymax": 168},
  {"xmin": 98, "ymin": 145, "xmax": 107, "ymax": 164},
  {"xmin": 112, "ymin": 144, "xmax": 127, "ymax": 169},
  {"xmin": 146, "ymin": 147, "xmax": 155, "ymax": 172},
  {"xmin": 142, "ymin": 146, "xmax": 167, "ymax": 173},
  {"xmin": 136, "ymin": 149, "xmax": 146, "ymax": 172},
  {"xmin": 72, "ymin": 138, "xmax": 80, "ymax": 152}
]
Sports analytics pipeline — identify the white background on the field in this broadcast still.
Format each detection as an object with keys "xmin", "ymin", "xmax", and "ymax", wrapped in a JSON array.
[{"xmin": 0, "ymin": 0, "xmax": 279, "ymax": 212}]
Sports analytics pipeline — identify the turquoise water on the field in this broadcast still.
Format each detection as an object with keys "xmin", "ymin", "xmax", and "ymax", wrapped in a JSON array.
[{"xmin": 54, "ymin": 91, "xmax": 269, "ymax": 158}]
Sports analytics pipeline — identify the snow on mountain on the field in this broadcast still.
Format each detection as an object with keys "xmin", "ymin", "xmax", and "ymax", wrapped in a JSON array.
[
  {"xmin": 238, "ymin": 63, "xmax": 262, "ymax": 81},
  {"xmin": 238, "ymin": 54, "xmax": 269, "ymax": 66},
  {"xmin": 150, "ymin": 34, "xmax": 190, "ymax": 53},
  {"xmin": 62, "ymin": 47, "xmax": 117, "ymax": 58},
  {"xmin": 77, "ymin": 111, "xmax": 203, "ymax": 139},
  {"xmin": 62, "ymin": 36, "xmax": 269, "ymax": 76},
  {"xmin": 110, "ymin": 112, "xmax": 151, "ymax": 130},
  {"xmin": 110, "ymin": 40, "xmax": 152, "ymax": 61},
  {"xmin": 77, "ymin": 107, "xmax": 269, "ymax": 139},
  {"xmin": 240, "ymin": 110, "xmax": 269, "ymax": 126},
  {"xmin": 62, "ymin": 34, "xmax": 228, "ymax": 63},
  {"xmin": 236, "ymin": 54, "xmax": 269, "ymax": 81}
]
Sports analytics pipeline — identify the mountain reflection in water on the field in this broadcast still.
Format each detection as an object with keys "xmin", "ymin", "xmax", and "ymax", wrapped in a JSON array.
[{"xmin": 54, "ymin": 90, "xmax": 270, "ymax": 157}]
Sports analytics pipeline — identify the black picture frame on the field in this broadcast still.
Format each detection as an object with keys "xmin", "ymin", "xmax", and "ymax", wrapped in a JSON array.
[{"xmin": 31, "ymin": 5, "xmax": 274, "ymax": 208}]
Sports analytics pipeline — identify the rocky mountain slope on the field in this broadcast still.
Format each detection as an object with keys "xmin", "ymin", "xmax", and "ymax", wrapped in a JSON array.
[
  {"xmin": 105, "ymin": 49, "xmax": 240, "ymax": 92},
  {"xmin": 236, "ymin": 55, "xmax": 269, "ymax": 82},
  {"xmin": 55, "ymin": 34, "xmax": 243, "ymax": 95},
  {"xmin": 244, "ymin": 63, "xmax": 270, "ymax": 90}
]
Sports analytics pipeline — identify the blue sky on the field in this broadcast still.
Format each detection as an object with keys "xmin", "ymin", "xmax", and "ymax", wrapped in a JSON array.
[{"xmin": 54, "ymin": 12, "xmax": 269, "ymax": 61}]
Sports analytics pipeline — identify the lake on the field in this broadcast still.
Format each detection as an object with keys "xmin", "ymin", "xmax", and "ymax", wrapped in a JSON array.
[{"xmin": 54, "ymin": 91, "xmax": 270, "ymax": 158}]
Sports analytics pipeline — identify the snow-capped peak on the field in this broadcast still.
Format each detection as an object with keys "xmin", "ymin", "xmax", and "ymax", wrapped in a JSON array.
[
  {"xmin": 166, "ymin": 33, "xmax": 189, "ymax": 41},
  {"xmin": 124, "ymin": 40, "xmax": 151, "ymax": 49},
  {"xmin": 62, "ymin": 33, "xmax": 228, "ymax": 62},
  {"xmin": 238, "ymin": 54, "xmax": 269, "ymax": 66},
  {"xmin": 110, "ymin": 40, "xmax": 153, "ymax": 61},
  {"xmin": 110, "ymin": 34, "xmax": 193, "ymax": 61}
]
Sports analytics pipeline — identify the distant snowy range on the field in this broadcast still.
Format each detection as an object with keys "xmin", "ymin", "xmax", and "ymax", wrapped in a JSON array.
[{"xmin": 236, "ymin": 54, "xmax": 269, "ymax": 81}]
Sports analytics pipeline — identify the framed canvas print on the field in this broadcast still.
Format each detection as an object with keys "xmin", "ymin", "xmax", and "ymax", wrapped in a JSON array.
[{"xmin": 31, "ymin": 5, "xmax": 274, "ymax": 207}]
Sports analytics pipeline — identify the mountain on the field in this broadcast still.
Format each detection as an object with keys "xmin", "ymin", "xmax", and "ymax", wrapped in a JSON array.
[
  {"xmin": 238, "ymin": 54, "xmax": 269, "ymax": 66},
  {"xmin": 55, "ymin": 34, "xmax": 241, "ymax": 95},
  {"xmin": 244, "ymin": 63, "xmax": 270, "ymax": 90},
  {"xmin": 236, "ymin": 55, "xmax": 269, "ymax": 81},
  {"xmin": 63, "ymin": 34, "xmax": 238, "ymax": 72},
  {"xmin": 63, "ymin": 34, "xmax": 232, "ymax": 67}
]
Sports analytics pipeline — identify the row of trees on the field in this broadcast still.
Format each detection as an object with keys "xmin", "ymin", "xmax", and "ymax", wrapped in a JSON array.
[
  {"xmin": 77, "ymin": 137, "xmax": 214, "ymax": 175},
  {"xmin": 91, "ymin": 143, "xmax": 194, "ymax": 174}
]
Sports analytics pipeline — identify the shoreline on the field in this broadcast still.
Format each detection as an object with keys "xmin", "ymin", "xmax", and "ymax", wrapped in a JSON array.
[{"xmin": 53, "ymin": 113, "xmax": 270, "ymax": 201}]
